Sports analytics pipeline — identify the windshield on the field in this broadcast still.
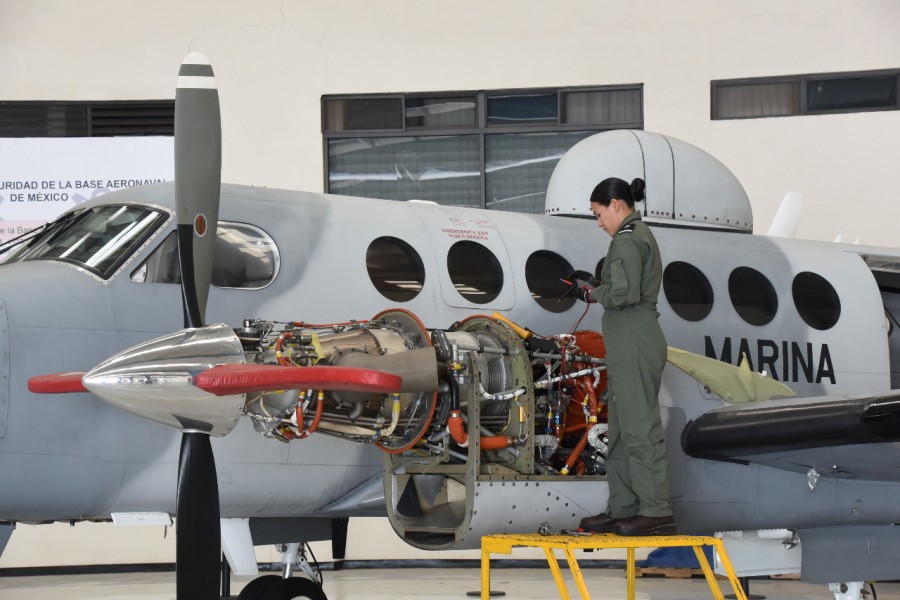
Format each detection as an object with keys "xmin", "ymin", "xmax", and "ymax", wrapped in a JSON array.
[{"xmin": 1, "ymin": 205, "xmax": 167, "ymax": 279}]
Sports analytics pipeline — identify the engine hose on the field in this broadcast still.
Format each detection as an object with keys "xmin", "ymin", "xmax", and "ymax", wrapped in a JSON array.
[
  {"xmin": 442, "ymin": 371, "xmax": 460, "ymax": 411},
  {"xmin": 534, "ymin": 366, "xmax": 604, "ymax": 389},
  {"xmin": 447, "ymin": 410, "xmax": 468, "ymax": 447},
  {"xmin": 575, "ymin": 378, "xmax": 600, "ymax": 423},
  {"xmin": 275, "ymin": 332, "xmax": 294, "ymax": 366},
  {"xmin": 379, "ymin": 393, "xmax": 402, "ymax": 438},
  {"xmin": 291, "ymin": 320, "xmax": 368, "ymax": 329},
  {"xmin": 559, "ymin": 429, "xmax": 589, "ymax": 475},
  {"xmin": 316, "ymin": 393, "xmax": 401, "ymax": 441},
  {"xmin": 447, "ymin": 409, "xmax": 512, "ymax": 450},
  {"xmin": 478, "ymin": 383, "xmax": 527, "ymax": 402},
  {"xmin": 480, "ymin": 435, "xmax": 513, "ymax": 450},
  {"xmin": 298, "ymin": 390, "xmax": 325, "ymax": 439}
]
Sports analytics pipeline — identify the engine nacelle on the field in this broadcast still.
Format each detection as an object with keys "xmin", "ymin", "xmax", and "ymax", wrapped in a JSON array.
[{"xmin": 238, "ymin": 308, "xmax": 609, "ymax": 547}]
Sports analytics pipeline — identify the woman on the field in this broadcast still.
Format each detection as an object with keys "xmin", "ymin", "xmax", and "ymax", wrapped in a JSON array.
[{"xmin": 576, "ymin": 177, "xmax": 674, "ymax": 536}]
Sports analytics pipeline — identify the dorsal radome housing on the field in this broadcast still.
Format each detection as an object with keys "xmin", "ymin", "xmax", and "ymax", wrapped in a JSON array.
[{"xmin": 545, "ymin": 130, "xmax": 753, "ymax": 233}]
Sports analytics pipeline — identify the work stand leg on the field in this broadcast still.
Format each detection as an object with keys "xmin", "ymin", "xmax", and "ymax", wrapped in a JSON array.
[
  {"xmin": 705, "ymin": 541, "xmax": 748, "ymax": 600},
  {"xmin": 481, "ymin": 547, "xmax": 491, "ymax": 600},
  {"xmin": 543, "ymin": 547, "xmax": 572, "ymax": 600},
  {"xmin": 563, "ymin": 548, "xmax": 590, "ymax": 600},
  {"xmin": 626, "ymin": 547, "xmax": 636, "ymax": 600}
]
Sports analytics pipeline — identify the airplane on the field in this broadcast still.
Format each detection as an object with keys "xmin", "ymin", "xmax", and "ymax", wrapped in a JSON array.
[{"xmin": 3, "ymin": 52, "xmax": 900, "ymax": 600}]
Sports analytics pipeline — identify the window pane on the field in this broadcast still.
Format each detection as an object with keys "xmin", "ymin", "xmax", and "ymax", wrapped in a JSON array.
[
  {"xmin": 485, "ymin": 131, "xmax": 594, "ymax": 213},
  {"xmin": 324, "ymin": 98, "xmax": 403, "ymax": 131},
  {"xmin": 15, "ymin": 205, "xmax": 164, "ymax": 278},
  {"xmin": 806, "ymin": 75, "xmax": 898, "ymax": 112},
  {"xmin": 131, "ymin": 223, "xmax": 279, "ymax": 289},
  {"xmin": 366, "ymin": 236, "xmax": 425, "ymax": 302},
  {"xmin": 213, "ymin": 223, "xmax": 280, "ymax": 289},
  {"xmin": 728, "ymin": 267, "xmax": 778, "ymax": 326},
  {"xmin": 487, "ymin": 93, "xmax": 558, "ymax": 125},
  {"xmin": 663, "ymin": 261, "xmax": 714, "ymax": 322},
  {"xmin": 90, "ymin": 101, "xmax": 175, "ymax": 136},
  {"xmin": 526, "ymin": 250, "xmax": 575, "ymax": 312},
  {"xmin": 792, "ymin": 271, "xmax": 840, "ymax": 330},
  {"xmin": 0, "ymin": 103, "xmax": 87, "ymax": 137},
  {"xmin": 714, "ymin": 81, "xmax": 800, "ymax": 119},
  {"xmin": 328, "ymin": 135, "xmax": 481, "ymax": 207},
  {"xmin": 564, "ymin": 89, "xmax": 641, "ymax": 125},
  {"xmin": 405, "ymin": 96, "xmax": 476, "ymax": 128}
]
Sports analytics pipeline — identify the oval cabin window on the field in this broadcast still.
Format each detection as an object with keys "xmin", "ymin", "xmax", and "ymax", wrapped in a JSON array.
[
  {"xmin": 366, "ymin": 236, "xmax": 425, "ymax": 302},
  {"xmin": 792, "ymin": 271, "xmax": 840, "ymax": 330},
  {"xmin": 526, "ymin": 250, "xmax": 575, "ymax": 312},
  {"xmin": 131, "ymin": 222, "xmax": 279, "ymax": 289},
  {"xmin": 447, "ymin": 240, "xmax": 503, "ymax": 304},
  {"xmin": 662, "ymin": 261, "xmax": 714, "ymax": 322},
  {"xmin": 728, "ymin": 266, "xmax": 778, "ymax": 326}
]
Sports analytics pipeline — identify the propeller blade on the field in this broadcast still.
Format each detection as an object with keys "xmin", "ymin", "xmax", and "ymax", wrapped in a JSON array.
[
  {"xmin": 194, "ymin": 363, "xmax": 404, "ymax": 396},
  {"xmin": 174, "ymin": 52, "xmax": 223, "ymax": 600},
  {"xmin": 27, "ymin": 372, "xmax": 87, "ymax": 394},
  {"xmin": 176, "ymin": 432, "xmax": 221, "ymax": 600},
  {"xmin": 175, "ymin": 52, "xmax": 221, "ymax": 329}
]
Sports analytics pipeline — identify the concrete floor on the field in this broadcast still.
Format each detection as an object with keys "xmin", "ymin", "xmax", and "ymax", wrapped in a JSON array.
[{"xmin": 0, "ymin": 568, "xmax": 898, "ymax": 600}]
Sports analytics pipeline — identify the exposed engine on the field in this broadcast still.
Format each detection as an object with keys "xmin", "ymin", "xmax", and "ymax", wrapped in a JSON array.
[{"xmin": 236, "ymin": 308, "xmax": 610, "ymax": 548}]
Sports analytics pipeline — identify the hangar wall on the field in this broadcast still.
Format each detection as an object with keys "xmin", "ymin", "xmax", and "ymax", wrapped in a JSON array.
[
  {"xmin": 1, "ymin": 0, "xmax": 899, "ymax": 568},
  {"xmin": 2, "ymin": 0, "xmax": 899, "ymax": 243}
]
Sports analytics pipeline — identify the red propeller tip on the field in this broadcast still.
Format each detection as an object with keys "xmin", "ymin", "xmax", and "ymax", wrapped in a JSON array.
[{"xmin": 28, "ymin": 372, "xmax": 88, "ymax": 394}]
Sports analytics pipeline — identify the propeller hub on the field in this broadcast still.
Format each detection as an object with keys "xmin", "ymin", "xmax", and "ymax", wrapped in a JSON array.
[{"xmin": 82, "ymin": 324, "xmax": 246, "ymax": 436}]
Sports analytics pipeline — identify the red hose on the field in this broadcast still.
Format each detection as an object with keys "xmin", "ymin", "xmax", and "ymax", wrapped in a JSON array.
[
  {"xmin": 562, "ymin": 430, "xmax": 589, "ymax": 475},
  {"xmin": 298, "ymin": 391, "xmax": 325, "ymax": 439},
  {"xmin": 448, "ymin": 410, "xmax": 468, "ymax": 446},
  {"xmin": 275, "ymin": 332, "xmax": 294, "ymax": 366},
  {"xmin": 480, "ymin": 436, "xmax": 512, "ymax": 450},
  {"xmin": 448, "ymin": 410, "xmax": 511, "ymax": 450}
]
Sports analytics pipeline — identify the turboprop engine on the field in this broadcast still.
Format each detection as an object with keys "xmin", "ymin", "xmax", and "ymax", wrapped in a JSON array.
[
  {"xmin": 35, "ymin": 308, "xmax": 610, "ymax": 550},
  {"xmin": 236, "ymin": 309, "xmax": 610, "ymax": 549}
]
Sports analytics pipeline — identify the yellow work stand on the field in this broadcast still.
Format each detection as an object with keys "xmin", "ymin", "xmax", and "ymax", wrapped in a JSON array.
[{"xmin": 480, "ymin": 533, "xmax": 748, "ymax": 600}]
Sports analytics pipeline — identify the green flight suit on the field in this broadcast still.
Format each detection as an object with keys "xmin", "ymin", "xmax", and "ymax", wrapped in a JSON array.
[{"xmin": 589, "ymin": 211, "xmax": 672, "ymax": 518}]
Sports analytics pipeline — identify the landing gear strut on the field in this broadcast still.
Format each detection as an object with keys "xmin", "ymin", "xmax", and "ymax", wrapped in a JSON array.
[{"xmin": 235, "ymin": 543, "xmax": 326, "ymax": 600}]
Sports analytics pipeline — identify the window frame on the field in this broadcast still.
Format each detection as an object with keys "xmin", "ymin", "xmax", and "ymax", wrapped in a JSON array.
[
  {"xmin": 711, "ymin": 68, "xmax": 900, "ymax": 120},
  {"xmin": 0, "ymin": 100, "xmax": 175, "ymax": 137},
  {"xmin": 130, "ymin": 220, "xmax": 281, "ymax": 290},
  {"xmin": 322, "ymin": 84, "xmax": 644, "ymax": 210},
  {"xmin": 365, "ymin": 235, "xmax": 426, "ymax": 303}
]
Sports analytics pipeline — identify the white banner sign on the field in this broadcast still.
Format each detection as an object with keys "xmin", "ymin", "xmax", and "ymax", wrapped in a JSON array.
[{"xmin": 0, "ymin": 137, "xmax": 173, "ymax": 244}]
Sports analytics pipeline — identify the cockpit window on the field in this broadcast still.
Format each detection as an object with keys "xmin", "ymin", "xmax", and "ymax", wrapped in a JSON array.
[
  {"xmin": 131, "ymin": 222, "xmax": 279, "ymax": 289},
  {"xmin": 0, "ymin": 205, "xmax": 166, "ymax": 279}
]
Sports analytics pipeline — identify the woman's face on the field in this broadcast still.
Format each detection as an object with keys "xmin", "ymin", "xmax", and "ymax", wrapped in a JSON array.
[{"xmin": 591, "ymin": 199, "xmax": 628, "ymax": 236}]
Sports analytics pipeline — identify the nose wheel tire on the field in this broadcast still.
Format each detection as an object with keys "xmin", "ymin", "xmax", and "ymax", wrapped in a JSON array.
[
  {"xmin": 237, "ymin": 575, "xmax": 282, "ymax": 600},
  {"xmin": 261, "ymin": 577, "xmax": 327, "ymax": 600}
]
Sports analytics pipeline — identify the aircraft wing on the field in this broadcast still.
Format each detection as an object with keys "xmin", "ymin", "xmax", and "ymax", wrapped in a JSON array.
[{"xmin": 682, "ymin": 391, "xmax": 900, "ymax": 482}]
